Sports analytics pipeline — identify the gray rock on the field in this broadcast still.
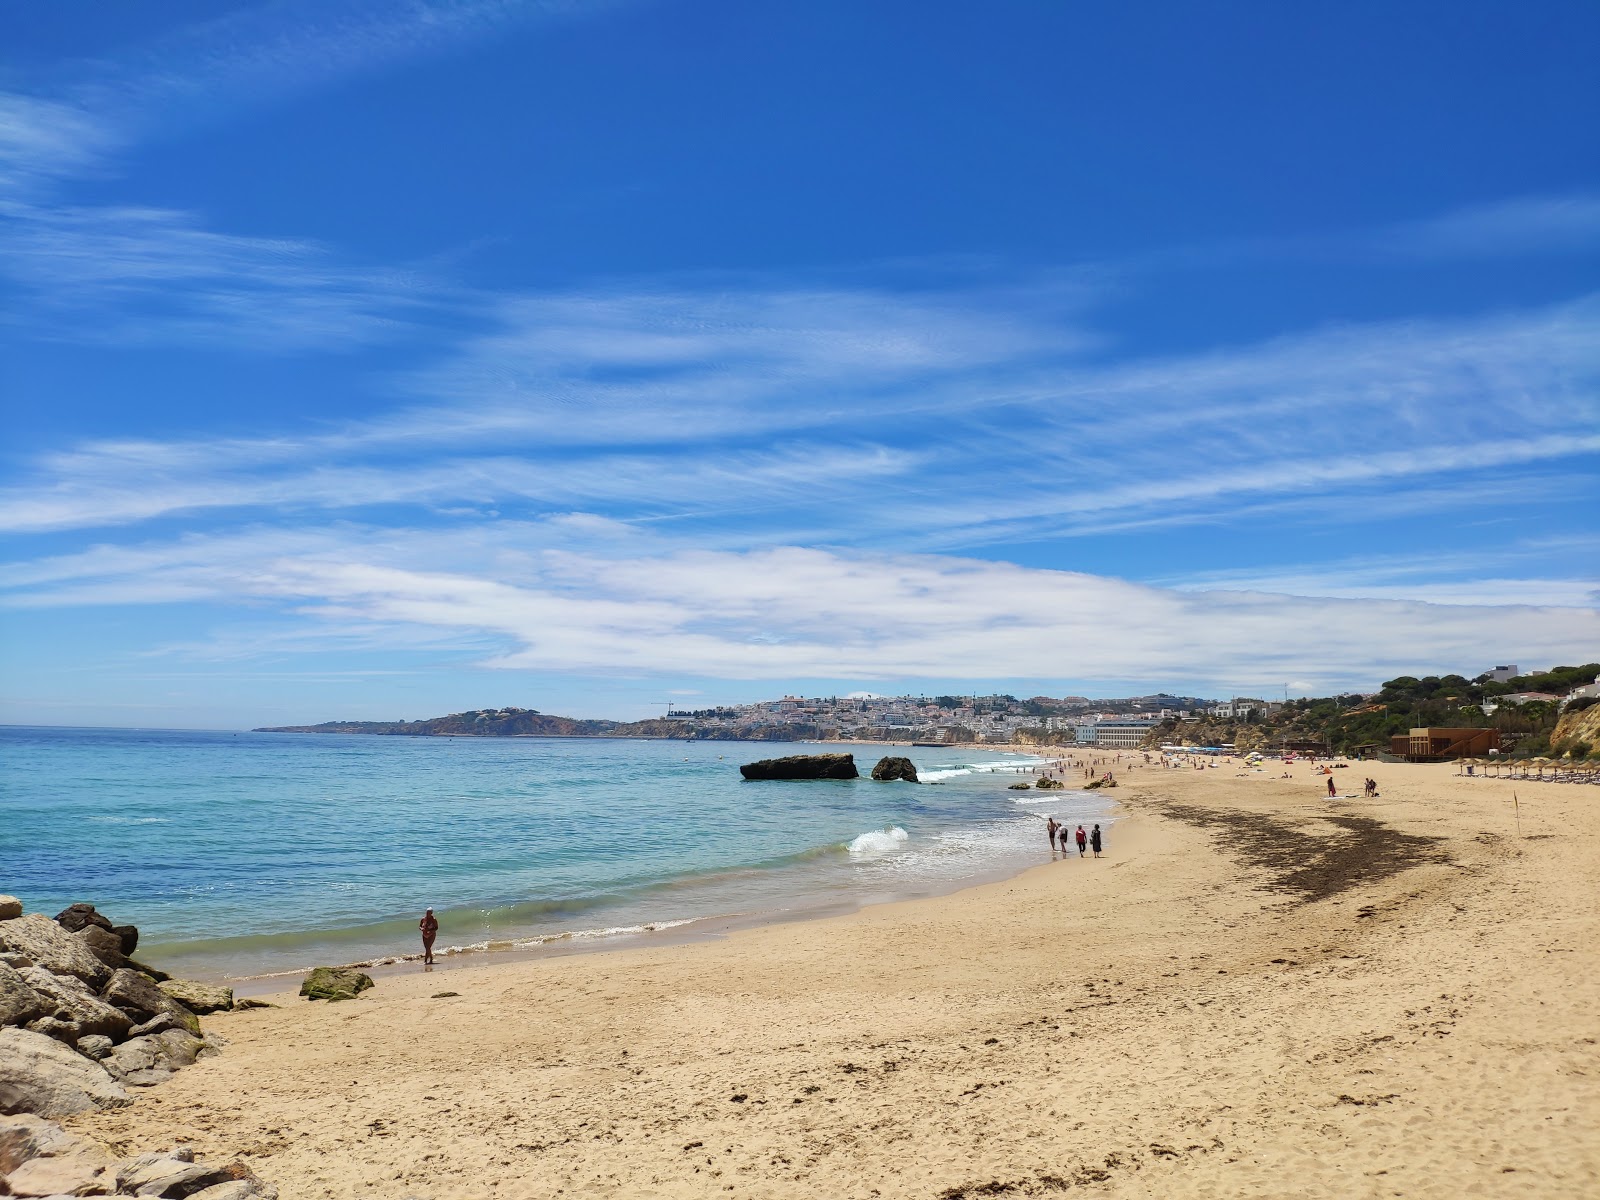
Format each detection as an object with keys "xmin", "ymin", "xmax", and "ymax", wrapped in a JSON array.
[
  {"xmin": 0, "ymin": 963, "xmax": 47, "ymax": 1028},
  {"xmin": 0, "ymin": 1028, "xmax": 130, "ymax": 1118},
  {"xmin": 0, "ymin": 896, "xmax": 21, "ymax": 921},
  {"xmin": 159, "ymin": 979, "xmax": 233, "ymax": 1016},
  {"xmin": 23, "ymin": 1015, "xmax": 82, "ymax": 1043},
  {"xmin": 52, "ymin": 904, "xmax": 113, "ymax": 937},
  {"xmin": 128, "ymin": 1013, "xmax": 178, "ymax": 1038},
  {"xmin": 101, "ymin": 970, "xmax": 200, "ymax": 1036},
  {"xmin": 0, "ymin": 952, "xmax": 34, "ymax": 971},
  {"xmin": 188, "ymin": 1182, "xmax": 271, "ymax": 1200},
  {"xmin": 870, "ymin": 755, "xmax": 920, "ymax": 782},
  {"xmin": 111, "ymin": 925, "xmax": 140, "ymax": 957},
  {"xmin": 118, "ymin": 1155, "xmax": 265, "ymax": 1197},
  {"xmin": 76, "ymin": 1034, "xmax": 113, "ymax": 1061},
  {"xmin": 20, "ymin": 968, "xmax": 132, "ymax": 1043},
  {"xmin": 74, "ymin": 925, "xmax": 127, "ymax": 971},
  {"xmin": 103, "ymin": 1030, "xmax": 203, "ymax": 1084},
  {"xmin": 0, "ymin": 916, "xmax": 110, "ymax": 989}
]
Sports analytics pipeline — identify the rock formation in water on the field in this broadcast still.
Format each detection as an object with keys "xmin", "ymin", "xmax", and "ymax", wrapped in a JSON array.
[
  {"xmin": 870, "ymin": 756, "xmax": 919, "ymax": 782},
  {"xmin": 739, "ymin": 753, "xmax": 859, "ymax": 780}
]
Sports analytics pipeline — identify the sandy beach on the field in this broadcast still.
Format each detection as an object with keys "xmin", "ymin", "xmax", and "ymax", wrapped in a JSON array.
[{"xmin": 66, "ymin": 760, "xmax": 1599, "ymax": 1199}]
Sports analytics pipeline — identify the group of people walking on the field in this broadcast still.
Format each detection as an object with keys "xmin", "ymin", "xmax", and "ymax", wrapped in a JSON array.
[{"xmin": 1045, "ymin": 817, "xmax": 1102, "ymax": 857}]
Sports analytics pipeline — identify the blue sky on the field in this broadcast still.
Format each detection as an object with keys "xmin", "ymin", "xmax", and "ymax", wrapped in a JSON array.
[{"xmin": 2, "ymin": 0, "xmax": 1597, "ymax": 729}]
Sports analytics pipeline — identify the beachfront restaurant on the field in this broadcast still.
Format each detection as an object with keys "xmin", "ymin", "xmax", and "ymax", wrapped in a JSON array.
[{"xmin": 1390, "ymin": 727, "xmax": 1500, "ymax": 763}]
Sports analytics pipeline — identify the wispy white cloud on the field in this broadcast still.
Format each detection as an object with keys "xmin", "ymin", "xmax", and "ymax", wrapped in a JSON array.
[
  {"xmin": 4, "ymin": 284, "xmax": 1593, "ymax": 547},
  {"xmin": 3, "ymin": 529, "xmax": 1592, "ymax": 690},
  {"xmin": 1374, "ymin": 193, "xmax": 1600, "ymax": 260}
]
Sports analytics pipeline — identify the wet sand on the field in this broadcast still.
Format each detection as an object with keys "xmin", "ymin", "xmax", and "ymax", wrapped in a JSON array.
[{"xmin": 69, "ymin": 760, "xmax": 1599, "ymax": 1198}]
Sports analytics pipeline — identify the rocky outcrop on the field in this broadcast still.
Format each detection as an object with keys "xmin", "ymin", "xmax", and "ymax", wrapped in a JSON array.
[
  {"xmin": 740, "ymin": 753, "xmax": 859, "ymax": 781},
  {"xmin": 1008, "ymin": 781, "xmax": 1031, "ymax": 790},
  {"xmin": 20, "ymin": 967, "xmax": 133, "ymax": 1043},
  {"xmin": 1, "ymin": 898, "xmax": 216, "ymax": 1117},
  {"xmin": 1035, "ymin": 777, "xmax": 1065, "ymax": 789},
  {"xmin": 160, "ymin": 979, "xmax": 234, "ymax": 1015},
  {"xmin": 0, "ymin": 1118, "xmax": 277, "ymax": 1199},
  {"xmin": 0, "ymin": 915, "xmax": 111, "ymax": 989},
  {"xmin": 103, "ymin": 968, "xmax": 203, "ymax": 1036},
  {"xmin": 1551, "ymin": 703, "xmax": 1600, "ymax": 757},
  {"xmin": 76, "ymin": 924, "xmax": 130, "ymax": 970},
  {"xmin": 299, "ymin": 967, "xmax": 375, "ymax": 1002},
  {"xmin": 55, "ymin": 903, "xmax": 139, "ymax": 958},
  {"xmin": 0, "ymin": 1028, "xmax": 131, "ymax": 1118},
  {"xmin": 0, "ymin": 898, "xmax": 274, "ymax": 1194},
  {"xmin": 870, "ymin": 756, "xmax": 919, "ymax": 782}
]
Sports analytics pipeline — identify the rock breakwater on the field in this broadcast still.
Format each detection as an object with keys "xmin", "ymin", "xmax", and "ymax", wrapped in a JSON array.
[{"xmin": 0, "ymin": 895, "xmax": 276, "ymax": 1197}]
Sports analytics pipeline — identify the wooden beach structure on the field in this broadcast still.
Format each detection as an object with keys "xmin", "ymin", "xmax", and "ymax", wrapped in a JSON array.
[{"xmin": 1391, "ymin": 727, "xmax": 1499, "ymax": 763}]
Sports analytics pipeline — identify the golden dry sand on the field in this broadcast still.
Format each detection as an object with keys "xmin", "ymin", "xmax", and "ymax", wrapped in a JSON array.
[{"xmin": 70, "ymin": 761, "xmax": 1600, "ymax": 1199}]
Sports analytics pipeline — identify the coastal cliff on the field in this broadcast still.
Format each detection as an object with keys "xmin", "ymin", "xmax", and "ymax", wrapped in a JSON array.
[{"xmin": 253, "ymin": 708, "xmax": 831, "ymax": 740}]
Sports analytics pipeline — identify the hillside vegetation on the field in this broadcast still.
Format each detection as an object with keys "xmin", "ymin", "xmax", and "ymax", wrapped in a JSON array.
[{"xmin": 1148, "ymin": 663, "xmax": 1600, "ymax": 758}]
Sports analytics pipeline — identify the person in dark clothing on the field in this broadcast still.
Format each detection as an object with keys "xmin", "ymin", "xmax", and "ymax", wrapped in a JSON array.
[
  {"xmin": 1075, "ymin": 825, "xmax": 1087, "ymax": 856},
  {"xmin": 1090, "ymin": 824, "xmax": 1103, "ymax": 857}
]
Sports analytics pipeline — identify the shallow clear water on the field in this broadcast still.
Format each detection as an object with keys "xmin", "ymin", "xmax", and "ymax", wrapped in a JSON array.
[{"xmin": 0, "ymin": 727, "xmax": 1116, "ymax": 980}]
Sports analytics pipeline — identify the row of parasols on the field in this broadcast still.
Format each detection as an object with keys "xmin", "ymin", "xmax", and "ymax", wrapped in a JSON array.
[{"xmin": 1457, "ymin": 757, "xmax": 1600, "ymax": 783}]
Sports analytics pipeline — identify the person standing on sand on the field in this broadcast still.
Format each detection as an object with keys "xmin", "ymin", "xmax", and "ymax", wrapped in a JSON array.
[
  {"xmin": 1090, "ymin": 824, "xmax": 1103, "ymax": 857},
  {"xmin": 1075, "ymin": 825, "xmax": 1087, "ymax": 857},
  {"xmin": 420, "ymin": 908, "xmax": 439, "ymax": 965},
  {"xmin": 1328, "ymin": 775, "xmax": 1337, "ymax": 798},
  {"xmin": 1046, "ymin": 816, "xmax": 1060, "ymax": 852}
]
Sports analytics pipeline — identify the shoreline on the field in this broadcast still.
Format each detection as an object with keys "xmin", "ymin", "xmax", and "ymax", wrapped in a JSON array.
[
  {"xmin": 174, "ymin": 746, "xmax": 1138, "ymax": 993},
  {"xmin": 67, "ymin": 758, "xmax": 1600, "ymax": 1198}
]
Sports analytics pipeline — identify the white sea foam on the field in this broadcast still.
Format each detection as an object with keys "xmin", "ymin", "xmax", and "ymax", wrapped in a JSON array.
[
  {"xmin": 847, "ymin": 826, "xmax": 910, "ymax": 857},
  {"xmin": 509, "ymin": 917, "xmax": 701, "ymax": 948}
]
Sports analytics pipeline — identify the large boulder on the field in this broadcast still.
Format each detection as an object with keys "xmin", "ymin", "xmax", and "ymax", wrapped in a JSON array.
[
  {"xmin": 74, "ymin": 924, "xmax": 127, "ymax": 971},
  {"xmin": 4, "ymin": 1136, "xmax": 116, "ymax": 1198},
  {"xmin": 299, "ymin": 967, "xmax": 374, "ymax": 1002},
  {"xmin": 870, "ymin": 756, "xmax": 919, "ymax": 782},
  {"xmin": 739, "ymin": 753, "xmax": 859, "ymax": 781},
  {"xmin": 0, "ymin": 915, "xmax": 111, "ymax": 989},
  {"xmin": 0, "ymin": 963, "xmax": 47, "ymax": 1029},
  {"xmin": 101, "ymin": 969, "xmax": 201, "ymax": 1036},
  {"xmin": 0, "ymin": 896, "xmax": 22, "ymax": 921},
  {"xmin": 0, "ymin": 1113, "xmax": 117, "ymax": 1197},
  {"xmin": 0, "ymin": 1112, "xmax": 70, "ymax": 1175},
  {"xmin": 0, "ymin": 1028, "xmax": 131, "ymax": 1118},
  {"xmin": 112, "ymin": 925, "xmax": 140, "ymax": 957},
  {"xmin": 53, "ymin": 903, "xmax": 113, "ymax": 937},
  {"xmin": 160, "ymin": 979, "xmax": 234, "ymax": 1015},
  {"xmin": 19, "ymin": 968, "xmax": 132, "ymax": 1043},
  {"xmin": 102, "ymin": 1030, "xmax": 205, "ymax": 1087},
  {"xmin": 117, "ymin": 1152, "xmax": 276, "ymax": 1199}
]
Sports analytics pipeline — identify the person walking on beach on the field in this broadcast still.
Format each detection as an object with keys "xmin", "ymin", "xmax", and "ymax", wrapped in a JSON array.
[
  {"xmin": 420, "ymin": 908, "xmax": 439, "ymax": 965},
  {"xmin": 1327, "ymin": 775, "xmax": 1337, "ymax": 798},
  {"xmin": 1090, "ymin": 824, "xmax": 1103, "ymax": 857},
  {"xmin": 1074, "ymin": 825, "xmax": 1087, "ymax": 857},
  {"xmin": 1046, "ymin": 816, "xmax": 1060, "ymax": 853}
]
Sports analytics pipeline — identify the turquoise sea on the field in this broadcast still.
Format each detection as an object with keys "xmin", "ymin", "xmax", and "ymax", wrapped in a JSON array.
[{"xmin": 1, "ymin": 727, "xmax": 1116, "ymax": 982}]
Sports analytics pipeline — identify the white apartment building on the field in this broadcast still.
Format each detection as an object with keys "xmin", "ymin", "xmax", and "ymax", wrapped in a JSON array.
[{"xmin": 1075, "ymin": 719, "xmax": 1159, "ymax": 749}]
